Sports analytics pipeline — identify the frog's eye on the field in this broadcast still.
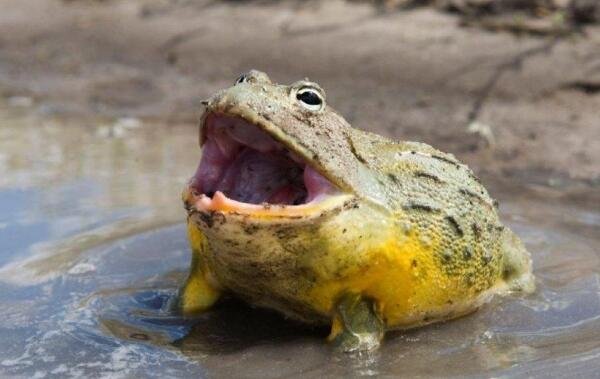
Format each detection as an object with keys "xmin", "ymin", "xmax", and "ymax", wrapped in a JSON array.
[{"xmin": 296, "ymin": 87, "xmax": 325, "ymax": 112}]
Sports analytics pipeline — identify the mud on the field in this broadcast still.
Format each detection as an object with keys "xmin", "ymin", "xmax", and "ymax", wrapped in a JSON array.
[{"xmin": 1, "ymin": 0, "xmax": 599, "ymax": 200}]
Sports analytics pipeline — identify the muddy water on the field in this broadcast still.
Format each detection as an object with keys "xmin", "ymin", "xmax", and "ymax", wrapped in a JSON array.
[{"xmin": 1, "ymin": 106, "xmax": 599, "ymax": 378}]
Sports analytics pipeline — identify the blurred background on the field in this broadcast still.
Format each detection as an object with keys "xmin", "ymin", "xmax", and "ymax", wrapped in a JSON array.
[{"xmin": 1, "ymin": 1, "xmax": 599, "ymax": 378}]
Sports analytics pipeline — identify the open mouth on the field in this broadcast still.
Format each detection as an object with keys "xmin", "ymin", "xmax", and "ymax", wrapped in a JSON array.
[{"xmin": 186, "ymin": 112, "xmax": 341, "ymax": 214}]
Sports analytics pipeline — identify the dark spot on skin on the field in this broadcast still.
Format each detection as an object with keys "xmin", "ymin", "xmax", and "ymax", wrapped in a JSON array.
[
  {"xmin": 445, "ymin": 216, "xmax": 463, "ymax": 237},
  {"xmin": 183, "ymin": 199, "xmax": 192, "ymax": 212},
  {"xmin": 213, "ymin": 212, "xmax": 226, "ymax": 225},
  {"xmin": 403, "ymin": 202, "xmax": 440, "ymax": 213},
  {"xmin": 342, "ymin": 228, "xmax": 347, "ymax": 234},
  {"xmin": 198, "ymin": 211, "xmax": 225, "ymax": 228},
  {"xmin": 468, "ymin": 172, "xmax": 482, "ymax": 184},
  {"xmin": 463, "ymin": 246, "xmax": 473, "ymax": 260},
  {"xmin": 471, "ymin": 224, "xmax": 482, "ymax": 240},
  {"xmin": 447, "ymin": 300, "xmax": 454, "ymax": 305},
  {"xmin": 459, "ymin": 188, "xmax": 486, "ymax": 203},
  {"xmin": 411, "ymin": 260, "xmax": 418, "ymax": 268},
  {"xmin": 414, "ymin": 171, "xmax": 443, "ymax": 183},
  {"xmin": 243, "ymin": 224, "xmax": 259, "ymax": 235},
  {"xmin": 441, "ymin": 250, "xmax": 453, "ymax": 263},
  {"xmin": 345, "ymin": 134, "xmax": 368, "ymax": 164},
  {"xmin": 224, "ymin": 238, "xmax": 240, "ymax": 247},
  {"xmin": 493, "ymin": 199, "xmax": 500, "ymax": 209},
  {"xmin": 482, "ymin": 252, "xmax": 492, "ymax": 265},
  {"xmin": 430, "ymin": 154, "xmax": 460, "ymax": 167},
  {"xmin": 199, "ymin": 212, "xmax": 215, "ymax": 228},
  {"xmin": 465, "ymin": 272, "xmax": 475, "ymax": 286},
  {"xmin": 387, "ymin": 173, "xmax": 399, "ymax": 184}
]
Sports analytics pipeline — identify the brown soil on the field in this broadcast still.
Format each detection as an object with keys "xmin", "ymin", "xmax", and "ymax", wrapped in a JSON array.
[{"xmin": 1, "ymin": 0, "xmax": 599, "ymax": 202}]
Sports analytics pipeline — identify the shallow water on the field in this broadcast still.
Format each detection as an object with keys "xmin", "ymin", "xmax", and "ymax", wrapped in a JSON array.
[{"xmin": 1, "ymin": 106, "xmax": 599, "ymax": 378}]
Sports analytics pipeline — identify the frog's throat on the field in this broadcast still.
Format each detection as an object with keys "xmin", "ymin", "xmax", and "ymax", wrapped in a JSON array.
[{"xmin": 184, "ymin": 110, "xmax": 352, "ymax": 217}]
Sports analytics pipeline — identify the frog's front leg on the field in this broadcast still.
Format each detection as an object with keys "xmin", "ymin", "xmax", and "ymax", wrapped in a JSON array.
[
  {"xmin": 176, "ymin": 223, "xmax": 221, "ymax": 315},
  {"xmin": 327, "ymin": 293, "xmax": 385, "ymax": 352}
]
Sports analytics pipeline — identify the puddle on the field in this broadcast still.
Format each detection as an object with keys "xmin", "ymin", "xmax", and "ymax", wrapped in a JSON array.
[{"xmin": 1, "ymin": 106, "xmax": 599, "ymax": 378}]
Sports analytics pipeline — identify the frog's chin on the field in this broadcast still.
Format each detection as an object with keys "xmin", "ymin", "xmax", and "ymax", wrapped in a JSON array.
[{"xmin": 184, "ymin": 112, "xmax": 351, "ymax": 218}]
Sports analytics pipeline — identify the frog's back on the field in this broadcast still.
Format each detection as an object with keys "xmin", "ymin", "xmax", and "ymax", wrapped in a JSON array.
[{"xmin": 348, "ymin": 129, "xmax": 534, "ymax": 301}]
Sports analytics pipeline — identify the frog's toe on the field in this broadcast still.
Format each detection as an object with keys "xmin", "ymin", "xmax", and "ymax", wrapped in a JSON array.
[
  {"xmin": 327, "ymin": 293, "xmax": 384, "ymax": 352},
  {"xmin": 501, "ymin": 229, "xmax": 535, "ymax": 294},
  {"xmin": 174, "ymin": 270, "xmax": 221, "ymax": 315}
]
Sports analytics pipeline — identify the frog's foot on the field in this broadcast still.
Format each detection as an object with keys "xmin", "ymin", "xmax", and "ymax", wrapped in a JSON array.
[
  {"xmin": 327, "ymin": 293, "xmax": 384, "ymax": 352},
  {"xmin": 501, "ymin": 229, "xmax": 536, "ymax": 294},
  {"xmin": 176, "ymin": 269, "xmax": 221, "ymax": 316}
]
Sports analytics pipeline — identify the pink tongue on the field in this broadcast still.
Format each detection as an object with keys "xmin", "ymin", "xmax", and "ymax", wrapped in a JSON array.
[
  {"xmin": 304, "ymin": 165, "xmax": 336, "ymax": 202},
  {"xmin": 192, "ymin": 138, "xmax": 228, "ymax": 194}
]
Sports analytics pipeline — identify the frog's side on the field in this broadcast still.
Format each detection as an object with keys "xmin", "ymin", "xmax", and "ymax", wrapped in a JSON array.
[{"xmin": 180, "ymin": 70, "xmax": 534, "ymax": 351}]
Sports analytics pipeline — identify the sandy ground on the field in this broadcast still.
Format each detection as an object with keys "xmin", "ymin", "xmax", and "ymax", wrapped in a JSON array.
[{"xmin": 1, "ymin": 0, "xmax": 599, "ymax": 203}]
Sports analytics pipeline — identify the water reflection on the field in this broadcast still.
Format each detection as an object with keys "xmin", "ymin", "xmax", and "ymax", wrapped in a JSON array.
[{"xmin": 1, "ymin": 106, "xmax": 600, "ymax": 377}]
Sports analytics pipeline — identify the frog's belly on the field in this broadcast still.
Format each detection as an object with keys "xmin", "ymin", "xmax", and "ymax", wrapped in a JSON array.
[
  {"xmin": 300, "ymin": 244, "xmax": 502, "ymax": 328},
  {"xmin": 200, "ymin": 225, "xmax": 504, "ymax": 328}
]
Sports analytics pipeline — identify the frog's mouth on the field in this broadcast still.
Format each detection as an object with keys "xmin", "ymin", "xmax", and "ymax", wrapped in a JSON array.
[{"xmin": 185, "ymin": 112, "xmax": 348, "ymax": 217}]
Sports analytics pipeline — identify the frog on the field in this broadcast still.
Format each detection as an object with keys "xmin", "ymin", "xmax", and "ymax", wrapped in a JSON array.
[{"xmin": 179, "ymin": 70, "xmax": 534, "ymax": 352}]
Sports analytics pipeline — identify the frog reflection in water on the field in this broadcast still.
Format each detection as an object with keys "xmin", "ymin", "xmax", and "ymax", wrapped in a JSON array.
[{"xmin": 179, "ymin": 70, "xmax": 534, "ymax": 352}]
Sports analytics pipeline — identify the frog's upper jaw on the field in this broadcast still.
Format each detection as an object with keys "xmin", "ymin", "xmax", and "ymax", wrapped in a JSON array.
[{"xmin": 184, "ymin": 111, "xmax": 353, "ymax": 219}]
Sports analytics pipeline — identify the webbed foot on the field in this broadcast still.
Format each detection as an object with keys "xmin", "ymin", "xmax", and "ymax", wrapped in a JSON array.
[{"xmin": 327, "ymin": 293, "xmax": 384, "ymax": 352}]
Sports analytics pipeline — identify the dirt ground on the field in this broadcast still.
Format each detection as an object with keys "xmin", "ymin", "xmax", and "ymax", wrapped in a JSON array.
[{"xmin": 1, "ymin": 0, "xmax": 599, "ymax": 203}]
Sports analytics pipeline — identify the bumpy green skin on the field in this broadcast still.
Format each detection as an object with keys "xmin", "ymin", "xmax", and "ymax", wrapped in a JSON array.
[
  {"xmin": 182, "ymin": 70, "xmax": 534, "ymax": 351},
  {"xmin": 346, "ymin": 131, "xmax": 534, "ymax": 293}
]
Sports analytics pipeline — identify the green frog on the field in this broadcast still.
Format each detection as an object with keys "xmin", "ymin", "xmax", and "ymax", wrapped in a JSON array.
[{"xmin": 179, "ymin": 70, "xmax": 534, "ymax": 352}]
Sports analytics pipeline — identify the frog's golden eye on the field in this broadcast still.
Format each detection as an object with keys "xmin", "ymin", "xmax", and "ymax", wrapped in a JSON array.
[{"xmin": 296, "ymin": 87, "xmax": 325, "ymax": 112}]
